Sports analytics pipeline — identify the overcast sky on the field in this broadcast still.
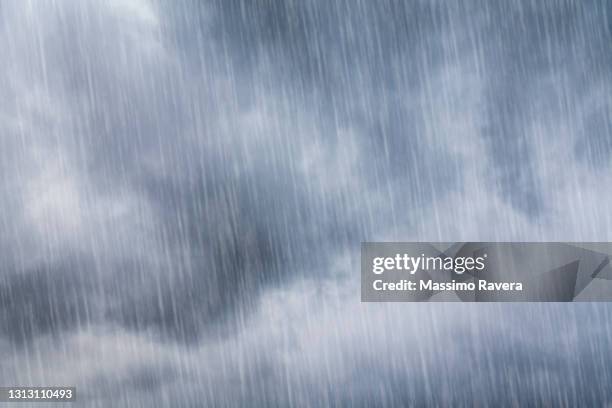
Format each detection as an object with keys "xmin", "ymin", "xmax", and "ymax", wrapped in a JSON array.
[{"xmin": 1, "ymin": 0, "xmax": 612, "ymax": 406}]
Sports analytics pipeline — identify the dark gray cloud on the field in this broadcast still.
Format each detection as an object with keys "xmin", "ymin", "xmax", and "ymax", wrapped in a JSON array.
[{"xmin": 1, "ymin": 0, "xmax": 612, "ymax": 406}]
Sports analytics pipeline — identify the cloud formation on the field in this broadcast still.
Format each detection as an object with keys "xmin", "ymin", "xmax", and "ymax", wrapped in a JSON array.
[{"xmin": 1, "ymin": 0, "xmax": 612, "ymax": 406}]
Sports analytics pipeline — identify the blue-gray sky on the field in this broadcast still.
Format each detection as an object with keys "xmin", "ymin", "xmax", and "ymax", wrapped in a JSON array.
[{"xmin": 1, "ymin": 0, "xmax": 612, "ymax": 406}]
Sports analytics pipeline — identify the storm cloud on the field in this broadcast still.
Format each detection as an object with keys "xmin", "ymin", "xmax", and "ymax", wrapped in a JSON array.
[{"xmin": 1, "ymin": 0, "xmax": 612, "ymax": 406}]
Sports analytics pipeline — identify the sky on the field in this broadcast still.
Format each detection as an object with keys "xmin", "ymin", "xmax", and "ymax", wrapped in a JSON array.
[{"xmin": 1, "ymin": 0, "xmax": 612, "ymax": 406}]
